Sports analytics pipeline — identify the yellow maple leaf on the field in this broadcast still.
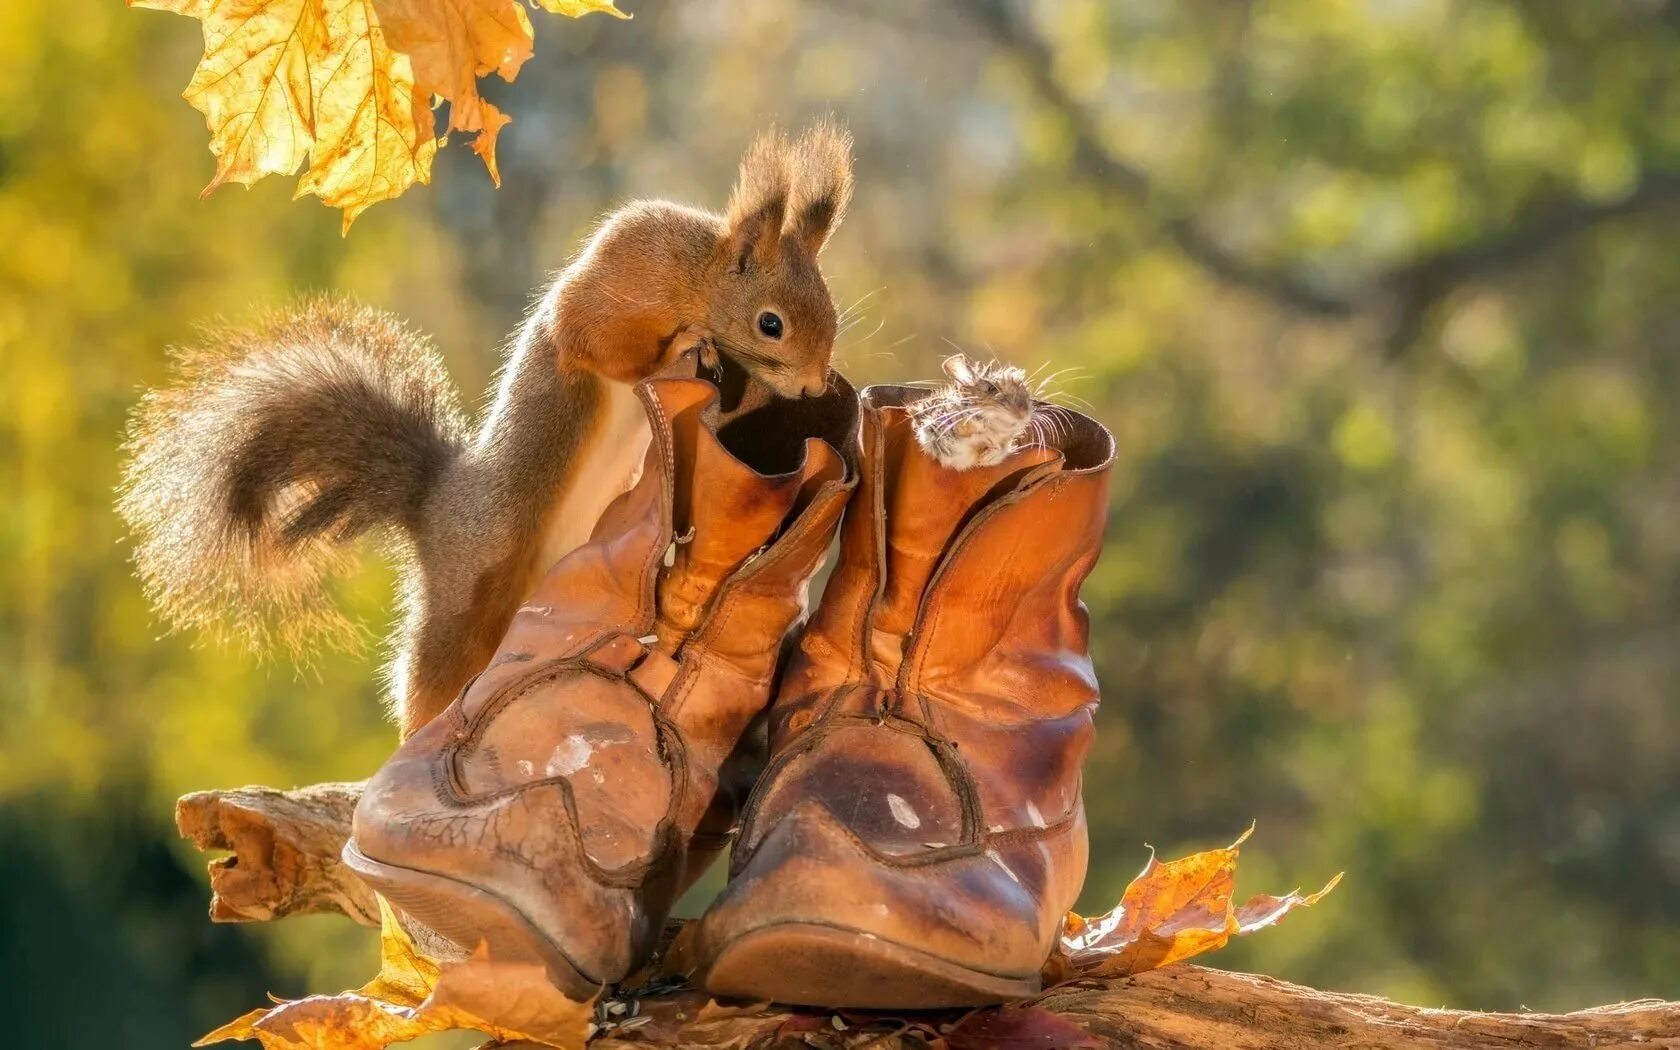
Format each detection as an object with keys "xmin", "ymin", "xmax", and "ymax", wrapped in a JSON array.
[
  {"xmin": 468, "ymin": 101, "xmax": 513, "ymax": 185},
  {"xmin": 380, "ymin": 0, "xmax": 534, "ymax": 185},
  {"xmin": 356, "ymin": 898, "xmax": 442, "ymax": 1007},
  {"xmin": 199, "ymin": 898, "xmax": 595, "ymax": 1050},
  {"xmin": 131, "ymin": 0, "xmax": 213, "ymax": 20},
  {"xmin": 534, "ymin": 0, "xmax": 630, "ymax": 18},
  {"xmin": 293, "ymin": 0, "xmax": 437, "ymax": 232},
  {"xmin": 133, "ymin": 0, "xmax": 327, "ymax": 190},
  {"xmin": 134, "ymin": 0, "xmax": 627, "ymax": 228},
  {"xmin": 1045, "ymin": 825, "xmax": 1342, "ymax": 982}
]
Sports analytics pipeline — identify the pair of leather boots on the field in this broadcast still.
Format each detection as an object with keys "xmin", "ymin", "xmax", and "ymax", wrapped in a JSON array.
[{"xmin": 344, "ymin": 357, "xmax": 1115, "ymax": 1010}]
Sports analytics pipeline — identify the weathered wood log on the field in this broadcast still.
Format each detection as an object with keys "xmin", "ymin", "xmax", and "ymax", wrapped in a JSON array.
[
  {"xmin": 176, "ymin": 781, "xmax": 377, "ymax": 926},
  {"xmin": 1027, "ymin": 969, "xmax": 1679, "ymax": 1049},
  {"xmin": 537, "ymin": 973, "xmax": 1680, "ymax": 1050},
  {"xmin": 180, "ymin": 782, "xmax": 1680, "ymax": 1048}
]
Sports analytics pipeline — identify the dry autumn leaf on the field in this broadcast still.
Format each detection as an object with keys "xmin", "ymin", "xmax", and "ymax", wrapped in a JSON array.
[
  {"xmin": 132, "ymin": 0, "xmax": 629, "ymax": 229},
  {"xmin": 199, "ymin": 898, "xmax": 596, "ymax": 1049},
  {"xmin": 942, "ymin": 1005, "xmax": 1104, "ymax": 1049},
  {"xmin": 533, "ymin": 0, "xmax": 631, "ymax": 16},
  {"xmin": 1045, "ymin": 825, "xmax": 1342, "ymax": 983}
]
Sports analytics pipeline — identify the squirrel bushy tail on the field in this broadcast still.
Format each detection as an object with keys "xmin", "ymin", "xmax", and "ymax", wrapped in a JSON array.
[{"xmin": 117, "ymin": 297, "xmax": 469, "ymax": 655}]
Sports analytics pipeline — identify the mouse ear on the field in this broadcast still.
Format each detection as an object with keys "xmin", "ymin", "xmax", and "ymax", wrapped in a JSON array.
[
  {"xmin": 942, "ymin": 353, "xmax": 976, "ymax": 384},
  {"xmin": 724, "ymin": 128, "xmax": 792, "ymax": 272},
  {"xmin": 788, "ymin": 119, "xmax": 854, "ymax": 256}
]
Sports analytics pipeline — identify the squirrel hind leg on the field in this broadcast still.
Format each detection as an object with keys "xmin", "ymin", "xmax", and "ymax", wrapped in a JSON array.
[
  {"xmin": 391, "ymin": 580, "xmax": 521, "ymax": 736},
  {"xmin": 391, "ymin": 623, "xmax": 501, "ymax": 737}
]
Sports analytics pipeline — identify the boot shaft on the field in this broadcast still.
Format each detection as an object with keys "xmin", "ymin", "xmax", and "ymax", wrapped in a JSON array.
[
  {"xmin": 783, "ymin": 384, "xmax": 1114, "ymax": 727},
  {"xmin": 465, "ymin": 366, "xmax": 859, "ymax": 772}
]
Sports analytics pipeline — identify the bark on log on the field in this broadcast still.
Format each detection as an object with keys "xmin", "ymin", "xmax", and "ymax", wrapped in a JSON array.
[
  {"xmin": 179, "ymin": 781, "xmax": 1680, "ymax": 1049},
  {"xmin": 175, "ymin": 781, "xmax": 377, "ymax": 926},
  {"xmin": 1026, "ymin": 969, "xmax": 1679, "ymax": 1049}
]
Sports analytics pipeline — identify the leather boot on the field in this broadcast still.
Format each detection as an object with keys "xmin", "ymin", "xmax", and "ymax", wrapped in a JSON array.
[
  {"xmin": 692, "ymin": 384, "xmax": 1114, "ymax": 1009},
  {"xmin": 343, "ymin": 360, "xmax": 858, "ymax": 999}
]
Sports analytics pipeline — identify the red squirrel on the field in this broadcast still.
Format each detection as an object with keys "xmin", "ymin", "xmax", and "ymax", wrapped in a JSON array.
[{"xmin": 117, "ymin": 122, "xmax": 855, "ymax": 735}]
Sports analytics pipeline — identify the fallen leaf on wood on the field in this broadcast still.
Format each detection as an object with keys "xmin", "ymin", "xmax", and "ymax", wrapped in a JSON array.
[
  {"xmin": 592, "ymin": 987, "xmax": 778, "ymax": 1046},
  {"xmin": 1045, "ymin": 825, "xmax": 1341, "ymax": 983},
  {"xmin": 940, "ymin": 1005, "xmax": 1104, "ymax": 1049},
  {"xmin": 940, "ymin": 1001, "xmax": 1108, "ymax": 1041},
  {"xmin": 198, "ymin": 898, "xmax": 594, "ymax": 1049},
  {"xmin": 615, "ymin": 994, "xmax": 786, "ymax": 1047},
  {"xmin": 695, "ymin": 997, "xmax": 773, "ymax": 1021},
  {"xmin": 775, "ymin": 1012, "xmax": 845, "ymax": 1042},
  {"xmin": 132, "ymin": 0, "xmax": 630, "ymax": 228}
]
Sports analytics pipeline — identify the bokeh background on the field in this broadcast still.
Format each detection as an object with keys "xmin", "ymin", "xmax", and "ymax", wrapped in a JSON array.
[{"xmin": 5, "ymin": 0, "xmax": 1680, "ymax": 1045}]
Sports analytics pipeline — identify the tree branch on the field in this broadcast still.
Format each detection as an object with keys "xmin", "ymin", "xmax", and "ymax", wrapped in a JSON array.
[
  {"xmin": 958, "ymin": 0, "xmax": 1680, "ymax": 335},
  {"xmin": 1390, "ymin": 169, "xmax": 1680, "ymax": 299},
  {"xmin": 960, "ymin": 0, "xmax": 1356, "ymax": 318},
  {"xmin": 565, "ymin": 968, "xmax": 1680, "ymax": 1048},
  {"xmin": 175, "ymin": 781, "xmax": 377, "ymax": 926},
  {"xmin": 1026, "ymin": 967, "xmax": 1679, "ymax": 1049},
  {"xmin": 1373, "ymin": 168, "xmax": 1680, "ymax": 358},
  {"xmin": 181, "ymin": 780, "xmax": 1680, "ymax": 1048}
]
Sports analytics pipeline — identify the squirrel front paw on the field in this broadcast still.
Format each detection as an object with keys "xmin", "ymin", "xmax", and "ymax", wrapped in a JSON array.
[
  {"xmin": 698, "ymin": 339, "xmax": 721, "ymax": 374},
  {"xmin": 668, "ymin": 324, "xmax": 715, "ymax": 365}
]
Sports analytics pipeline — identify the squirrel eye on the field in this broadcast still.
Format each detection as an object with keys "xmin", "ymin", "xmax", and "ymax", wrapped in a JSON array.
[
  {"xmin": 757, "ymin": 311, "xmax": 784, "ymax": 340},
  {"xmin": 981, "ymin": 380, "xmax": 998, "ymax": 395}
]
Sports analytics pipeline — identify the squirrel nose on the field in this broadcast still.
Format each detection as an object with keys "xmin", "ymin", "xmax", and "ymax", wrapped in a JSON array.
[{"xmin": 799, "ymin": 375, "xmax": 827, "ymax": 398}]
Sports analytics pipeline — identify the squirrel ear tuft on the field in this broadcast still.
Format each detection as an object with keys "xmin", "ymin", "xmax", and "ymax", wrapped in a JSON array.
[
  {"xmin": 725, "ymin": 127, "xmax": 793, "ymax": 271},
  {"xmin": 788, "ymin": 118, "xmax": 854, "ymax": 256}
]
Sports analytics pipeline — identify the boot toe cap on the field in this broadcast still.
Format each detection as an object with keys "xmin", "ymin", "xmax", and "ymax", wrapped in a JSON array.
[
  {"xmin": 696, "ymin": 800, "xmax": 1061, "ymax": 1007},
  {"xmin": 345, "ymin": 723, "xmax": 647, "ymax": 995}
]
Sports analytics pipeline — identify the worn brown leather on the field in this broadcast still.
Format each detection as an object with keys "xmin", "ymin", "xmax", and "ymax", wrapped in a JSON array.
[
  {"xmin": 693, "ymin": 384, "xmax": 1115, "ymax": 1009},
  {"xmin": 343, "ymin": 356, "xmax": 858, "ymax": 998}
]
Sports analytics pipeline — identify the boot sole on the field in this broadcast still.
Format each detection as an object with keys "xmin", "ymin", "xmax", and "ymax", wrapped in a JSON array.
[
  {"xmin": 341, "ymin": 840, "xmax": 599, "ymax": 1001},
  {"xmin": 701, "ymin": 921, "xmax": 1041, "ymax": 1009}
]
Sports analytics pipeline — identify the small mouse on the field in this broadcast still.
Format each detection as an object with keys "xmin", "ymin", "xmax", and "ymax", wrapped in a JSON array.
[{"xmin": 909, "ymin": 352, "xmax": 1039, "ymax": 470}]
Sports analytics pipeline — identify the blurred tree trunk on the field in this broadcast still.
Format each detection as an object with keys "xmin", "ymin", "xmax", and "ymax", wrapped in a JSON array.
[{"xmin": 179, "ymin": 782, "xmax": 1680, "ymax": 1049}]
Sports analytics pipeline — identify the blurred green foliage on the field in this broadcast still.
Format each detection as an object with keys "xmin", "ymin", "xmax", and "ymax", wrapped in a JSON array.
[{"xmin": 3, "ymin": 0, "xmax": 1679, "ymax": 1044}]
